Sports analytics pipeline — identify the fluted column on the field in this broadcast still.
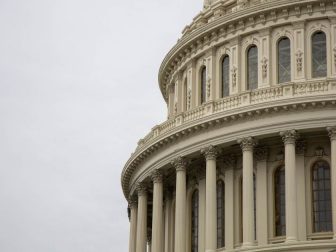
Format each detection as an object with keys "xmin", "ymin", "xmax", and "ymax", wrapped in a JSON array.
[
  {"xmin": 136, "ymin": 183, "xmax": 147, "ymax": 252},
  {"xmin": 171, "ymin": 157, "xmax": 187, "ymax": 252},
  {"xmin": 238, "ymin": 137, "xmax": 257, "ymax": 247},
  {"xmin": 151, "ymin": 169, "xmax": 164, "ymax": 252},
  {"xmin": 128, "ymin": 198, "xmax": 138, "ymax": 252},
  {"xmin": 280, "ymin": 130, "xmax": 299, "ymax": 243},
  {"xmin": 327, "ymin": 127, "xmax": 336, "ymax": 239},
  {"xmin": 201, "ymin": 145, "xmax": 218, "ymax": 252}
]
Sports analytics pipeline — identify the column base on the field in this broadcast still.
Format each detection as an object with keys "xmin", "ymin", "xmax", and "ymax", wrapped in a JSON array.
[
  {"xmin": 285, "ymin": 237, "xmax": 298, "ymax": 243},
  {"xmin": 242, "ymin": 241, "xmax": 256, "ymax": 248}
]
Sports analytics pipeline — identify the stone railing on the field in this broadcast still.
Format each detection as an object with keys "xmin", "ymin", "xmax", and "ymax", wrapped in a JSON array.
[{"xmin": 136, "ymin": 80, "xmax": 336, "ymax": 150}]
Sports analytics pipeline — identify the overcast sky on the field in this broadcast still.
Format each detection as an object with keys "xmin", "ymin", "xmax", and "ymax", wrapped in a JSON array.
[{"xmin": 0, "ymin": 0, "xmax": 202, "ymax": 251}]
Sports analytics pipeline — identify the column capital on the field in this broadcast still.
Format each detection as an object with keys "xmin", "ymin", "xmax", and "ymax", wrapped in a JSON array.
[
  {"xmin": 280, "ymin": 130, "xmax": 299, "ymax": 145},
  {"xmin": 151, "ymin": 169, "xmax": 163, "ymax": 184},
  {"xmin": 171, "ymin": 156, "xmax": 187, "ymax": 172},
  {"xmin": 327, "ymin": 126, "xmax": 336, "ymax": 141},
  {"xmin": 255, "ymin": 146, "xmax": 268, "ymax": 161},
  {"xmin": 136, "ymin": 182, "xmax": 147, "ymax": 197},
  {"xmin": 128, "ymin": 198, "xmax": 138, "ymax": 209},
  {"xmin": 238, "ymin": 137, "xmax": 257, "ymax": 152},
  {"xmin": 201, "ymin": 145, "xmax": 218, "ymax": 160}
]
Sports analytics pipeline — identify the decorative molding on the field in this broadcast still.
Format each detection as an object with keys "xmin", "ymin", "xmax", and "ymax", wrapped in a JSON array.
[
  {"xmin": 223, "ymin": 154, "xmax": 236, "ymax": 169},
  {"xmin": 151, "ymin": 169, "xmax": 163, "ymax": 184},
  {"xmin": 280, "ymin": 130, "xmax": 299, "ymax": 145},
  {"xmin": 261, "ymin": 57, "xmax": 268, "ymax": 78},
  {"xmin": 327, "ymin": 126, "xmax": 336, "ymax": 141},
  {"xmin": 171, "ymin": 156, "xmax": 187, "ymax": 172},
  {"xmin": 207, "ymin": 77, "xmax": 211, "ymax": 98},
  {"xmin": 136, "ymin": 182, "xmax": 147, "ymax": 197},
  {"xmin": 128, "ymin": 197, "xmax": 138, "ymax": 209},
  {"xmin": 201, "ymin": 145, "xmax": 218, "ymax": 160},
  {"xmin": 237, "ymin": 136, "xmax": 257, "ymax": 152},
  {"xmin": 296, "ymin": 140, "xmax": 306, "ymax": 155},
  {"xmin": 255, "ymin": 146, "xmax": 268, "ymax": 161},
  {"xmin": 231, "ymin": 65, "xmax": 237, "ymax": 87},
  {"xmin": 314, "ymin": 146, "xmax": 326, "ymax": 158},
  {"xmin": 296, "ymin": 50, "xmax": 303, "ymax": 72}
]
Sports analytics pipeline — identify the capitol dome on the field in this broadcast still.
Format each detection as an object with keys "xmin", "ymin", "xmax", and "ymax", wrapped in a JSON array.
[{"xmin": 121, "ymin": 0, "xmax": 336, "ymax": 252}]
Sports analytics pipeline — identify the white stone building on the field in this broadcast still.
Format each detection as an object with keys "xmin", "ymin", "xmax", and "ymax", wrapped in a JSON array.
[{"xmin": 121, "ymin": 0, "xmax": 336, "ymax": 251}]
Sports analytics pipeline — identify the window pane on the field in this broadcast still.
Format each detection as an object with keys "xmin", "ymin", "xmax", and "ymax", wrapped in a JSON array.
[
  {"xmin": 274, "ymin": 165, "xmax": 286, "ymax": 236},
  {"xmin": 312, "ymin": 161, "xmax": 332, "ymax": 232},
  {"xmin": 192, "ymin": 190, "xmax": 199, "ymax": 252},
  {"xmin": 201, "ymin": 67, "xmax": 207, "ymax": 104},
  {"xmin": 312, "ymin": 31, "xmax": 327, "ymax": 78},
  {"xmin": 217, "ymin": 180, "xmax": 225, "ymax": 248},
  {"xmin": 247, "ymin": 46, "xmax": 258, "ymax": 90},
  {"xmin": 278, "ymin": 37, "xmax": 291, "ymax": 83},
  {"xmin": 222, "ymin": 56, "xmax": 230, "ymax": 97}
]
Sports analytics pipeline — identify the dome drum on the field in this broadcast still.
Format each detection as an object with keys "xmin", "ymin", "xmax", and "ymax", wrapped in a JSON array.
[{"xmin": 122, "ymin": 0, "xmax": 336, "ymax": 252}]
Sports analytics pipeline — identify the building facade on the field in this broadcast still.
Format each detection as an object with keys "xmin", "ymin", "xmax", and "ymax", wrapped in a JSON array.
[{"xmin": 121, "ymin": 0, "xmax": 336, "ymax": 251}]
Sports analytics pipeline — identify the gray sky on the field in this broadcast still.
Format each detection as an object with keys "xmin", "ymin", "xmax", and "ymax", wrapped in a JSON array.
[{"xmin": 0, "ymin": 0, "xmax": 201, "ymax": 251}]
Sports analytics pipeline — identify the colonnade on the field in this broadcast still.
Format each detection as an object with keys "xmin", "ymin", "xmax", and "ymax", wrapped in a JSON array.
[{"xmin": 128, "ymin": 128, "xmax": 336, "ymax": 252}]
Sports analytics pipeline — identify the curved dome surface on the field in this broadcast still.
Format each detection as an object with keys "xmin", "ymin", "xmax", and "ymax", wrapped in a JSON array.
[{"xmin": 122, "ymin": 1, "xmax": 336, "ymax": 252}]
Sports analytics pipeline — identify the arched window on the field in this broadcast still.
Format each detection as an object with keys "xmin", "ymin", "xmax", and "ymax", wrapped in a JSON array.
[
  {"xmin": 278, "ymin": 37, "xmax": 291, "ymax": 83},
  {"xmin": 192, "ymin": 190, "xmax": 199, "ymax": 252},
  {"xmin": 217, "ymin": 180, "xmax": 225, "ymax": 248},
  {"xmin": 247, "ymin": 45, "xmax": 258, "ymax": 90},
  {"xmin": 312, "ymin": 161, "xmax": 332, "ymax": 232},
  {"xmin": 312, "ymin": 31, "xmax": 327, "ymax": 78},
  {"xmin": 184, "ymin": 78, "xmax": 188, "ymax": 111},
  {"xmin": 201, "ymin": 67, "xmax": 207, "ymax": 104},
  {"xmin": 222, "ymin": 56, "xmax": 230, "ymax": 97},
  {"xmin": 274, "ymin": 165, "xmax": 286, "ymax": 236}
]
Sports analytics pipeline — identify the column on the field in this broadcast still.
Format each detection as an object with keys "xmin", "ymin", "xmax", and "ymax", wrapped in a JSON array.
[
  {"xmin": 224, "ymin": 155, "xmax": 236, "ymax": 250},
  {"xmin": 255, "ymin": 147, "xmax": 268, "ymax": 246},
  {"xmin": 128, "ymin": 198, "xmax": 137, "ymax": 252},
  {"xmin": 171, "ymin": 157, "xmax": 187, "ymax": 252},
  {"xmin": 201, "ymin": 145, "xmax": 218, "ymax": 252},
  {"xmin": 238, "ymin": 137, "xmax": 257, "ymax": 247},
  {"xmin": 164, "ymin": 191, "xmax": 172, "ymax": 252},
  {"xmin": 151, "ymin": 169, "xmax": 164, "ymax": 252},
  {"xmin": 327, "ymin": 127, "xmax": 336, "ymax": 239},
  {"xmin": 136, "ymin": 183, "xmax": 148, "ymax": 252},
  {"xmin": 280, "ymin": 130, "xmax": 299, "ymax": 243}
]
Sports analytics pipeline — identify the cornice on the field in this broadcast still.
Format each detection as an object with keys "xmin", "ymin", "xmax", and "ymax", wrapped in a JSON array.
[
  {"xmin": 121, "ymin": 81, "xmax": 336, "ymax": 199},
  {"xmin": 158, "ymin": 0, "xmax": 336, "ymax": 101}
]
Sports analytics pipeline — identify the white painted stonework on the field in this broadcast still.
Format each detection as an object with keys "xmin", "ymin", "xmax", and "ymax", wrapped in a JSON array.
[{"xmin": 122, "ymin": 0, "xmax": 336, "ymax": 251}]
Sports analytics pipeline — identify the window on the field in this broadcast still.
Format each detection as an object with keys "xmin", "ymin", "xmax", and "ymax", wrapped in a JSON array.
[
  {"xmin": 312, "ymin": 31, "xmax": 327, "ymax": 78},
  {"xmin": 192, "ymin": 190, "xmax": 199, "ymax": 252},
  {"xmin": 222, "ymin": 56, "xmax": 230, "ymax": 97},
  {"xmin": 247, "ymin": 45, "xmax": 258, "ymax": 90},
  {"xmin": 312, "ymin": 161, "xmax": 332, "ymax": 232},
  {"xmin": 217, "ymin": 180, "xmax": 225, "ymax": 248},
  {"xmin": 274, "ymin": 165, "xmax": 286, "ymax": 236},
  {"xmin": 201, "ymin": 67, "xmax": 207, "ymax": 104},
  {"xmin": 278, "ymin": 37, "xmax": 291, "ymax": 83}
]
